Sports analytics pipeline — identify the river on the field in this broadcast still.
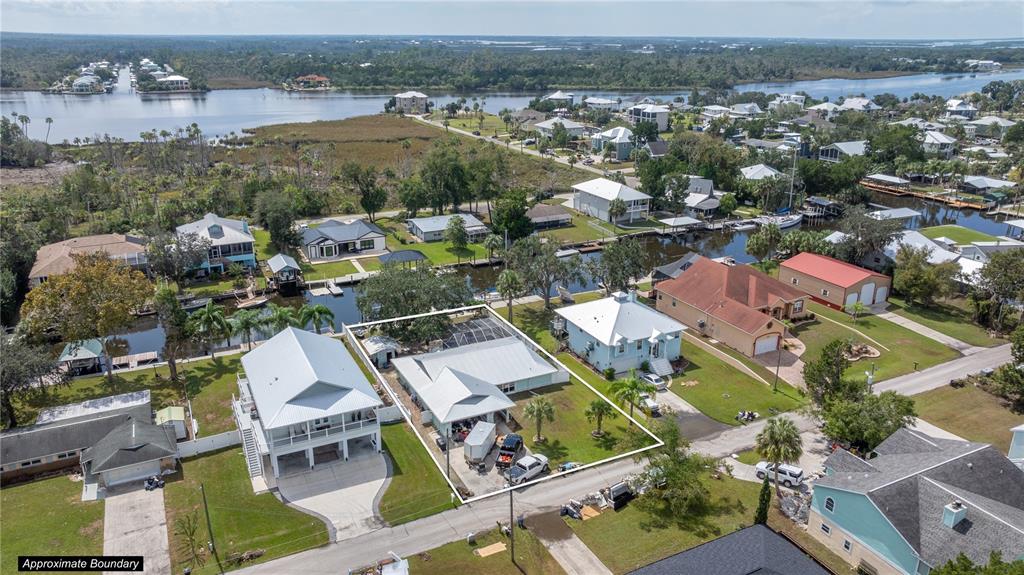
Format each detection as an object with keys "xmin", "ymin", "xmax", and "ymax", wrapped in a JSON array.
[{"xmin": 5, "ymin": 67, "xmax": 1023, "ymax": 142}]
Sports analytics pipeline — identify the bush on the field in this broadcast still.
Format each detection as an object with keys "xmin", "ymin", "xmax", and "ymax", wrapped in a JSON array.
[
  {"xmin": 640, "ymin": 360, "xmax": 651, "ymax": 372},
  {"xmin": 603, "ymin": 367, "xmax": 616, "ymax": 381}
]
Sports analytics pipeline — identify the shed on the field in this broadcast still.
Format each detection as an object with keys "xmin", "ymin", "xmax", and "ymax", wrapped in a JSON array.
[
  {"xmin": 267, "ymin": 253, "xmax": 301, "ymax": 281},
  {"xmin": 363, "ymin": 335, "xmax": 401, "ymax": 368},
  {"xmin": 154, "ymin": 406, "xmax": 188, "ymax": 440}
]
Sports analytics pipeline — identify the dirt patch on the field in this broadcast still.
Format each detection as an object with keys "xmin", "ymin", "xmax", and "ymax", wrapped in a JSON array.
[
  {"xmin": 0, "ymin": 161, "xmax": 76, "ymax": 188},
  {"xmin": 78, "ymin": 518, "xmax": 103, "ymax": 538},
  {"xmin": 675, "ymin": 379, "xmax": 700, "ymax": 388},
  {"xmin": 525, "ymin": 510, "xmax": 573, "ymax": 541}
]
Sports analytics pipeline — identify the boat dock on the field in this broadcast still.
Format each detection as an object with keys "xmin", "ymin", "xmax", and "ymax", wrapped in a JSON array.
[
  {"xmin": 111, "ymin": 351, "xmax": 159, "ymax": 370},
  {"xmin": 859, "ymin": 179, "xmax": 991, "ymax": 210}
]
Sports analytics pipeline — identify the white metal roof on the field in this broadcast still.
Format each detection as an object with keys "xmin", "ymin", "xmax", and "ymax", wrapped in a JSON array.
[
  {"xmin": 535, "ymin": 117, "xmax": 586, "ymax": 131},
  {"xmin": 924, "ymin": 131, "xmax": 957, "ymax": 145},
  {"xmin": 839, "ymin": 97, "xmax": 880, "ymax": 111},
  {"xmin": 544, "ymin": 90, "xmax": 575, "ymax": 100},
  {"xmin": 866, "ymin": 173, "xmax": 910, "ymax": 185},
  {"xmin": 659, "ymin": 216, "xmax": 702, "ymax": 227},
  {"xmin": 808, "ymin": 102, "xmax": 839, "ymax": 112},
  {"xmin": 964, "ymin": 175, "xmax": 1015, "ymax": 190},
  {"xmin": 585, "ymin": 97, "xmax": 618, "ymax": 105},
  {"xmin": 241, "ymin": 328, "xmax": 382, "ymax": 429},
  {"xmin": 157, "ymin": 75, "xmax": 189, "ymax": 82},
  {"xmin": 267, "ymin": 253, "xmax": 299, "ymax": 274},
  {"xmin": 176, "ymin": 213, "xmax": 254, "ymax": 246},
  {"xmin": 572, "ymin": 178, "xmax": 650, "ymax": 202},
  {"xmin": 740, "ymin": 164, "xmax": 783, "ymax": 180},
  {"xmin": 869, "ymin": 207, "xmax": 921, "ymax": 221},
  {"xmin": 36, "ymin": 390, "xmax": 151, "ymax": 425},
  {"xmin": 1006, "ymin": 219, "xmax": 1024, "ymax": 231},
  {"xmin": 595, "ymin": 126, "xmax": 633, "ymax": 143},
  {"xmin": 969, "ymin": 116, "xmax": 1016, "ymax": 128},
  {"xmin": 555, "ymin": 292, "xmax": 686, "ymax": 346},
  {"xmin": 825, "ymin": 140, "xmax": 868, "ymax": 156},
  {"xmin": 395, "ymin": 91, "xmax": 427, "ymax": 98},
  {"xmin": 407, "ymin": 213, "xmax": 487, "ymax": 234},
  {"xmin": 885, "ymin": 231, "xmax": 959, "ymax": 265}
]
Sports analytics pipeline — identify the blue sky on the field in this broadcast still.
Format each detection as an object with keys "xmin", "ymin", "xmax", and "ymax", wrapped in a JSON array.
[{"xmin": 2, "ymin": 1, "xmax": 1022, "ymax": 39}]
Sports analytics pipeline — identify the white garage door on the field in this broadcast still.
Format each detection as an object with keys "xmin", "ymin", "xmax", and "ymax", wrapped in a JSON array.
[
  {"xmin": 103, "ymin": 460, "xmax": 161, "ymax": 487},
  {"xmin": 754, "ymin": 334, "xmax": 780, "ymax": 356},
  {"xmin": 875, "ymin": 286, "xmax": 888, "ymax": 304},
  {"xmin": 845, "ymin": 293, "xmax": 858, "ymax": 308},
  {"xmin": 860, "ymin": 283, "xmax": 875, "ymax": 306}
]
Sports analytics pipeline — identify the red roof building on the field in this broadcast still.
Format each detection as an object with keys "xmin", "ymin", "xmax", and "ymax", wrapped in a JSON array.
[{"xmin": 779, "ymin": 252, "xmax": 891, "ymax": 309}]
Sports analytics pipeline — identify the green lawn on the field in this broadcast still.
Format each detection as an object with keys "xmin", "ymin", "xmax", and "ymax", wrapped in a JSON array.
[
  {"xmin": 672, "ymin": 346, "xmax": 805, "ymax": 426},
  {"xmin": 379, "ymin": 423, "xmax": 458, "ymax": 525},
  {"xmin": 732, "ymin": 449, "xmax": 761, "ymax": 466},
  {"xmin": 165, "ymin": 448, "xmax": 329, "ymax": 574},
  {"xmin": 410, "ymin": 528, "xmax": 565, "ymax": 575},
  {"xmin": 431, "ymin": 112, "xmax": 508, "ymax": 136},
  {"xmin": 377, "ymin": 217, "xmax": 489, "ymax": 265},
  {"xmin": 918, "ymin": 225, "xmax": 997, "ymax": 244},
  {"xmin": 887, "ymin": 296, "xmax": 1005, "ymax": 347},
  {"xmin": 568, "ymin": 475, "xmax": 760, "ymax": 574},
  {"xmin": 914, "ymin": 384, "xmax": 1024, "ymax": 453},
  {"xmin": 301, "ymin": 259, "xmax": 359, "ymax": 280},
  {"xmin": 1, "ymin": 475, "xmax": 104, "ymax": 574},
  {"xmin": 793, "ymin": 303, "xmax": 960, "ymax": 383},
  {"xmin": 359, "ymin": 257, "xmax": 382, "ymax": 271},
  {"xmin": 14, "ymin": 354, "xmax": 241, "ymax": 435},
  {"xmin": 537, "ymin": 214, "xmax": 614, "ymax": 244}
]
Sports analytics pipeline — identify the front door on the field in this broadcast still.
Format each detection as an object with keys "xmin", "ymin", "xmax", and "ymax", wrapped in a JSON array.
[{"xmin": 652, "ymin": 341, "xmax": 661, "ymax": 358}]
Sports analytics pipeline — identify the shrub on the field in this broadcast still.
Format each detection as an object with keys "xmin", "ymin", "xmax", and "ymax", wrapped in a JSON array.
[{"xmin": 603, "ymin": 367, "xmax": 616, "ymax": 381}]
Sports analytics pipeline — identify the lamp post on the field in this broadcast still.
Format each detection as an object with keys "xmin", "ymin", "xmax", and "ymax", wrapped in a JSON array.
[{"xmin": 508, "ymin": 484, "xmax": 516, "ymax": 566}]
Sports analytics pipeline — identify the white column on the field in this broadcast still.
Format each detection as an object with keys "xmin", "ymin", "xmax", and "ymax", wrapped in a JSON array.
[
  {"xmin": 342, "ymin": 438, "xmax": 349, "ymax": 461},
  {"xmin": 271, "ymin": 454, "xmax": 280, "ymax": 478},
  {"xmin": 374, "ymin": 432, "xmax": 381, "ymax": 453},
  {"xmin": 306, "ymin": 447, "xmax": 314, "ymax": 469}
]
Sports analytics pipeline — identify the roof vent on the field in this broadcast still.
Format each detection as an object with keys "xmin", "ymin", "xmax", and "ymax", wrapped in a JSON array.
[{"xmin": 943, "ymin": 500, "xmax": 967, "ymax": 529}]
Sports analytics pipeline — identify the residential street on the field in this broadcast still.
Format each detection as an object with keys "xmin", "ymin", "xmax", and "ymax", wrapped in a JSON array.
[{"xmin": 872, "ymin": 343, "xmax": 1011, "ymax": 396}]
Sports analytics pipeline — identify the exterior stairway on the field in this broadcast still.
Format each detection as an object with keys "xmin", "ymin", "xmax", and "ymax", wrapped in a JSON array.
[
  {"xmin": 241, "ymin": 427, "xmax": 263, "ymax": 478},
  {"xmin": 649, "ymin": 357, "xmax": 673, "ymax": 377}
]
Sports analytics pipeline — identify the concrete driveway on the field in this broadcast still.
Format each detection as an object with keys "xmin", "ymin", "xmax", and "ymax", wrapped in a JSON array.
[
  {"xmin": 276, "ymin": 451, "xmax": 388, "ymax": 542},
  {"xmin": 103, "ymin": 486, "xmax": 170, "ymax": 575},
  {"xmin": 655, "ymin": 387, "xmax": 731, "ymax": 440}
]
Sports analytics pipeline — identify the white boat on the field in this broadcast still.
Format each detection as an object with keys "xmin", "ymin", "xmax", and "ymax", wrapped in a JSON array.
[
  {"xmin": 731, "ymin": 222, "xmax": 757, "ymax": 231},
  {"xmin": 755, "ymin": 213, "xmax": 803, "ymax": 229},
  {"xmin": 555, "ymin": 248, "xmax": 580, "ymax": 258}
]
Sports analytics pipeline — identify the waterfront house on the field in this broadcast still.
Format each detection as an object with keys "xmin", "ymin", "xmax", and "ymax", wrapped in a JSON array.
[
  {"xmin": 962, "ymin": 175, "xmax": 1016, "ymax": 196},
  {"xmin": 591, "ymin": 126, "xmax": 634, "ymax": 160},
  {"xmin": 627, "ymin": 103, "xmax": 670, "ymax": 131},
  {"xmin": 571, "ymin": 178, "xmax": 651, "ymax": 223},
  {"xmin": 967, "ymin": 115, "xmax": 1016, "ymax": 139},
  {"xmin": 556, "ymin": 291, "xmax": 685, "ymax": 376},
  {"xmin": 740, "ymin": 163, "xmax": 783, "ymax": 181},
  {"xmin": 584, "ymin": 96, "xmax": 618, "ymax": 110},
  {"xmin": 922, "ymin": 131, "xmax": 957, "ymax": 158},
  {"xmin": 543, "ymin": 90, "xmax": 575, "ymax": 105},
  {"xmin": 176, "ymin": 213, "xmax": 257, "ymax": 275},
  {"xmin": 534, "ymin": 117, "xmax": 587, "ymax": 139},
  {"xmin": 394, "ymin": 91, "xmax": 428, "ymax": 114},
  {"xmin": 294, "ymin": 74, "xmax": 330, "ymax": 89},
  {"xmin": 812, "ymin": 428, "xmax": 1024, "ymax": 575},
  {"xmin": 156, "ymin": 75, "xmax": 190, "ymax": 91},
  {"xmin": 267, "ymin": 253, "xmax": 302, "ymax": 286},
  {"xmin": 945, "ymin": 98, "xmax": 978, "ymax": 120},
  {"xmin": 957, "ymin": 238, "xmax": 1024, "ymax": 263},
  {"xmin": 651, "ymin": 253, "xmax": 702, "ymax": 284},
  {"xmin": 407, "ymin": 213, "xmax": 488, "ymax": 242},
  {"xmin": 768, "ymin": 93, "xmax": 807, "ymax": 111},
  {"xmin": 655, "ymin": 256, "xmax": 807, "ymax": 357},
  {"xmin": 819, "ymin": 140, "xmax": 868, "ymax": 163},
  {"xmin": 839, "ymin": 97, "xmax": 881, "ymax": 112},
  {"xmin": 302, "ymin": 218, "xmax": 386, "ymax": 260},
  {"xmin": 526, "ymin": 203, "xmax": 572, "ymax": 229},
  {"xmin": 29, "ymin": 234, "xmax": 149, "ymax": 288},
  {"xmin": 71, "ymin": 75, "xmax": 103, "ymax": 94},
  {"xmin": 235, "ymin": 327, "xmax": 384, "ymax": 478},
  {"xmin": 392, "ymin": 337, "xmax": 567, "ymax": 435},
  {"xmin": 780, "ymin": 252, "xmax": 891, "ymax": 309}
]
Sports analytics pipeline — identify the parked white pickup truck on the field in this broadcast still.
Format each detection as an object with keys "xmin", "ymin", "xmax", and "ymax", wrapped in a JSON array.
[{"xmin": 506, "ymin": 454, "xmax": 550, "ymax": 485}]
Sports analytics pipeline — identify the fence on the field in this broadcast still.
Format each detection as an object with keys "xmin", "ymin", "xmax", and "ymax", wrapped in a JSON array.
[
  {"xmin": 176, "ymin": 430, "xmax": 241, "ymax": 458},
  {"xmin": 376, "ymin": 404, "xmax": 404, "ymax": 423}
]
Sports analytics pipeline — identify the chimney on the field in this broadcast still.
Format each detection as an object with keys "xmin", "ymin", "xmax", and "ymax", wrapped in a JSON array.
[{"xmin": 943, "ymin": 500, "xmax": 967, "ymax": 528}]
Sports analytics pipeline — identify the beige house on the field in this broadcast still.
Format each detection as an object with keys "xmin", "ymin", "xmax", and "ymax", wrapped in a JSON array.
[
  {"xmin": 654, "ymin": 256, "xmax": 809, "ymax": 357},
  {"xmin": 779, "ymin": 252, "xmax": 891, "ymax": 310},
  {"xmin": 394, "ymin": 91, "xmax": 428, "ymax": 114},
  {"xmin": 29, "ymin": 234, "xmax": 149, "ymax": 288}
]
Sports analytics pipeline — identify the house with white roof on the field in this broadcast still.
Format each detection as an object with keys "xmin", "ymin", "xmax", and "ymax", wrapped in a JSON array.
[
  {"xmin": 628, "ymin": 103, "xmax": 671, "ymax": 131},
  {"xmin": 740, "ymin": 163, "xmax": 783, "ymax": 181},
  {"xmin": 555, "ymin": 291, "xmax": 685, "ymax": 376},
  {"xmin": 407, "ymin": 213, "xmax": 488, "ymax": 242},
  {"xmin": 968, "ymin": 115, "xmax": 1017, "ymax": 139},
  {"xmin": 394, "ymin": 91, "xmax": 428, "ymax": 114},
  {"xmin": 922, "ymin": 131, "xmax": 957, "ymax": 158},
  {"xmin": 819, "ymin": 140, "xmax": 868, "ymax": 163},
  {"xmin": 176, "ymin": 213, "xmax": 257, "ymax": 274},
  {"xmin": 768, "ymin": 94, "xmax": 806, "ymax": 111},
  {"xmin": 534, "ymin": 117, "xmax": 587, "ymax": 139},
  {"xmin": 962, "ymin": 175, "xmax": 1016, "ymax": 196},
  {"xmin": 807, "ymin": 102, "xmax": 840, "ymax": 120},
  {"xmin": 571, "ymin": 178, "xmax": 651, "ymax": 223},
  {"xmin": 730, "ymin": 103, "xmax": 763, "ymax": 118},
  {"xmin": 591, "ymin": 126, "xmax": 634, "ymax": 160},
  {"xmin": 838, "ymin": 97, "xmax": 881, "ymax": 112},
  {"xmin": 543, "ymin": 90, "xmax": 575, "ymax": 105},
  {"xmin": 891, "ymin": 117, "xmax": 947, "ymax": 132},
  {"xmin": 234, "ymin": 328, "xmax": 384, "ymax": 478},
  {"xmin": 391, "ymin": 337, "xmax": 567, "ymax": 434},
  {"xmin": 584, "ymin": 96, "xmax": 619, "ymax": 110},
  {"xmin": 701, "ymin": 105, "xmax": 732, "ymax": 120},
  {"xmin": 945, "ymin": 98, "xmax": 978, "ymax": 120},
  {"xmin": 156, "ymin": 75, "xmax": 190, "ymax": 91}
]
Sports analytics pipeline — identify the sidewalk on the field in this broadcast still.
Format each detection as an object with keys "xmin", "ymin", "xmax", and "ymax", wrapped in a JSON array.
[{"xmin": 876, "ymin": 311, "xmax": 982, "ymax": 355}]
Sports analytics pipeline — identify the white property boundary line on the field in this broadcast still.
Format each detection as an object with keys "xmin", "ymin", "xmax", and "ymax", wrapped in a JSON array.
[{"xmin": 344, "ymin": 304, "xmax": 664, "ymax": 505}]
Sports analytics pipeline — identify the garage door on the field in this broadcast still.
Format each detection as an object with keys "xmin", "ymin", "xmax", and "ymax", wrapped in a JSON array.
[
  {"xmin": 860, "ymin": 283, "xmax": 875, "ymax": 306},
  {"xmin": 875, "ymin": 286, "xmax": 888, "ymax": 304},
  {"xmin": 754, "ymin": 334, "xmax": 780, "ymax": 356},
  {"xmin": 845, "ymin": 293, "xmax": 858, "ymax": 308},
  {"xmin": 103, "ymin": 460, "xmax": 161, "ymax": 487}
]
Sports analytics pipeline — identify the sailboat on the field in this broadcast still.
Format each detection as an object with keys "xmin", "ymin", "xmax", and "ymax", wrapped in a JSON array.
[{"xmin": 756, "ymin": 146, "xmax": 804, "ymax": 230}]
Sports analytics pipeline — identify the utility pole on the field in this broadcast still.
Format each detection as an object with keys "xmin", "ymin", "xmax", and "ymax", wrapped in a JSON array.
[
  {"xmin": 509, "ymin": 485, "xmax": 516, "ymax": 566},
  {"xmin": 445, "ymin": 428, "xmax": 451, "ymax": 480},
  {"xmin": 200, "ymin": 483, "xmax": 224, "ymax": 574}
]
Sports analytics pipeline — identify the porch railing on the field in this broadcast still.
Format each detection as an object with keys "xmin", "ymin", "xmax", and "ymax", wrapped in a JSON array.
[{"xmin": 271, "ymin": 417, "xmax": 379, "ymax": 449}]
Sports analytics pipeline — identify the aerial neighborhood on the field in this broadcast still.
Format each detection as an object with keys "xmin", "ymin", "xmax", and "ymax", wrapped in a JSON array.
[{"xmin": 2, "ymin": 19, "xmax": 1024, "ymax": 575}]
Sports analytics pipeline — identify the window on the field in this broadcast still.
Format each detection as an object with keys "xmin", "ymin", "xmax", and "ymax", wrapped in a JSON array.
[
  {"xmin": 820, "ymin": 523, "xmax": 831, "ymax": 536},
  {"xmin": 791, "ymin": 277, "xmax": 799, "ymax": 285},
  {"xmin": 825, "ymin": 497, "xmax": 836, "ymax": 512},
  {"xmin": 360, "ymin": 239, "xmax": 375, "ymax": 250},
  {"xmin": 843, "ymin": 540, "xmax": 852, "ymax": 553},
  {"xmin": 821, "ymin": 289, "xmax": 830, "ymax": 297},
  {"xmin": 498, "ymin": 383, "xmax": 516, "ymax": 393},
  {"xmin": 793, "ymin": 300, "xmax": 804, "ymax": 313},
  {"xmin": 617, "ymin": 342, "xmax": 625, "ymax": 355},
  {"xmin": 672, "ymin": 301, "xmax": 677, "ymax": 307},
  {"xmin": 636, "ymin": 341, "xmax": 643, "ymax": 351},
  {"xmin": 658, "ymin": 294, "xmax": 663, "ymax": 300}
]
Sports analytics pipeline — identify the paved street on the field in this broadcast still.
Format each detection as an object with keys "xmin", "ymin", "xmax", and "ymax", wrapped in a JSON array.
[{"xmin": 873, "ymin": 344, "xmax": 1011, "ymax": 396}]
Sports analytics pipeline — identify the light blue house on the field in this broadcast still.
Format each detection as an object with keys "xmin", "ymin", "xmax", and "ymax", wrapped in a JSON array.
[
  {"xmin": 1010, "ymin": 423, "xmax": 1024, "ymax": 469},
  {"xmin": 811, "ymin": 428, "xmax": 1024, "ymax": 575},
  {"xmin": 591, "ymin": 126, "xmax": 633, "ymax": 161},
  {"xmin": 176, "ymin": 213, "xmax": 257, "ymax": 275},
  {"xmin": 554, "ymin": 291, "xmax": 685, "ymax": 377}
]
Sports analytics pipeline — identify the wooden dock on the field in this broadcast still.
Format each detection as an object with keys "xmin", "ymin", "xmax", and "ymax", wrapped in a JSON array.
[
  {"xmin": 111, "ymin": 351, "xmax": 159, "ymax": 370},
  {"xmin": 859, "ymin": 179, "xmax": 991, "ymax": 210}
]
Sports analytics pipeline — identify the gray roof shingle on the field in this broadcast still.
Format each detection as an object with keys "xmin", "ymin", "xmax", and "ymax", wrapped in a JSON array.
[
  {"xmin": 80, "ymin": 418, "xmax": 177, "ymax": 473},
  {"xmin": 302, "ymin": 219, "xmax": 385, "ymax": 246}
]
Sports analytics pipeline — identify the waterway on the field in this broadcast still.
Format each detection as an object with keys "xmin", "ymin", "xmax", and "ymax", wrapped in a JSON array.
[{"xmin": 5, "ymin": 67, "xmax": 1023, "ymax": 143}]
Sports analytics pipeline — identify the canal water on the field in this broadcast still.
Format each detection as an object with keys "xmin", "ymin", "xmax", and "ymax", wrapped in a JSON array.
[{"xmin": 4, "ymin": 67, "xmax": 1023, "ymax": 143}]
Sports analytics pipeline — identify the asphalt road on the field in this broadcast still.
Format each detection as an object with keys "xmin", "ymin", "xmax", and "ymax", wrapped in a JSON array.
[{"xmin": 872, "ymin": 344, "xmax": 1011, "ymax": 396}]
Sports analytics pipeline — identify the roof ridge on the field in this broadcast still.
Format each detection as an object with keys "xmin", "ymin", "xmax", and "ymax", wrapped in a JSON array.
[{"xmin": 868, "ymin": 444, "xmax": 991, "ymax": 494}]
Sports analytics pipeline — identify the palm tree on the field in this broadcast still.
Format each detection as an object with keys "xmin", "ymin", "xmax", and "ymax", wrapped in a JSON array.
[
  {"xmin": 230, "ymin": 309, "xmax": 263, "ymax": 350},
  {"xmin": 755, "ymin": 416, "xmax": 804, "ymax": 496},
  {"xmin": 190, "ymin": 301, "xmax": 230, "ymax": 357},
  {"xmin": 523, "ymin": 396, "xmax": 555, "ymax": 443},
  {"xmin": 607, "ymin": 198, "xmax": 627, "ymax": 223},
  {"xmin": 585, "ymin": 399, "xmax": 618, "ymax": 437},
  {"xmin": 483, "ymin": 234, "xmax": 504, "ymax": 260},
  {"xmin": 44, "ymin": 117, "xmax": 53, "ymax": 144},
  {"xmin": 495, "ymin": 269, "xmax": 524, "ymax": 322},
  {"xmin": 264, "ymin": 303, "xmax": 299, "ymax": 334},
  {"xmin": 609, "ymin": 369, "xmax": 655, "ymax": 424},
  {"xmin": 299, "ymin": 303, "xmax": 335, "ymax": 334}
]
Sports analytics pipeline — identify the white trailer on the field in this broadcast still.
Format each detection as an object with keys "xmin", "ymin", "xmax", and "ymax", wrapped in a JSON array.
[{"xmin": 463, "ymin": 421, "xmax": 496, "ymax": 463}]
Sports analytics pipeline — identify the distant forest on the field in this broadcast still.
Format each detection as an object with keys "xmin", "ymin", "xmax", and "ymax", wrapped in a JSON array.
[{"xmin": 3, "ymin": 33, "xmax": 1024, "ymax": 91}]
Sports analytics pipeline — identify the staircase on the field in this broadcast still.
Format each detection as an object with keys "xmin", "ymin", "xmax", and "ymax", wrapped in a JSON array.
[
  {"xmin": 649, "ymin": 357, "xmax": 673, "ymax": 377},
  {"xmin": 240, "ymin": 427, "xmax": 263, "ymax": 478}
]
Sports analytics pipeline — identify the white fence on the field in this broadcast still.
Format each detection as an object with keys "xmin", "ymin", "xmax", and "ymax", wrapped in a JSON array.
[
  {"xmin": 376, "ymin": 404, "xmax": 404, "ymax": 423},
  {"xmin": 177, "ymin": 430, "xmax": 242, "ymax": 458}
]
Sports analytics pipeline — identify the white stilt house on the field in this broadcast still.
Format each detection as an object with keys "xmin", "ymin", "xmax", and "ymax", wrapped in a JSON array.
[{"xmin": 234, "ymin": 327, "xmax": 383, "ymax": 479}]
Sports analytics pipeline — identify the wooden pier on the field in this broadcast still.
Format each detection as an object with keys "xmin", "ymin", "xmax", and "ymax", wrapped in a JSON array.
[{"xmin": 859, "ymin": 179, "xmax": 991, "ymax": 210}]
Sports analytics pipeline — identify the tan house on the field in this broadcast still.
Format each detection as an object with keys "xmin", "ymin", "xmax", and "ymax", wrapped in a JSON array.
[
  {"xmin": 779, "ymin": 252, "xmax": 891, "ymax": 310},
  {"xmin": 29, "ymin": 234, "xmax": 149, "ymax": 288},
  {"xmin": 655, "ymin": 256, "xmax": 809, "ymax": 357}
]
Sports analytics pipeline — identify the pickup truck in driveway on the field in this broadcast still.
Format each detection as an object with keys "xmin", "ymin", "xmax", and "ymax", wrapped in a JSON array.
[
  {"xmin": 495, "ymin": 434, "xmax": 524, "ymax": 470},
  {"xmin": 506, "ymin": 454, "xmax": 550, "ymax": 485}
]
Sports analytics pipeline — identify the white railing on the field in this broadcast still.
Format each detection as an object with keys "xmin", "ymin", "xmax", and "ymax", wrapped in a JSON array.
[{"xmin": 270, "ymin": 417, "xmax": 378, "ymax": 449}]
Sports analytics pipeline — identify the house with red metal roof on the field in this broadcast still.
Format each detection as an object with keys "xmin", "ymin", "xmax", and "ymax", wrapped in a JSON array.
[
  {"xmin": 654, "ymin": 256, "xmax": 809, "ymax": 357},
  {"xmin": 779, "ymin": 252, "xmax": 891, "ymax": 310}
]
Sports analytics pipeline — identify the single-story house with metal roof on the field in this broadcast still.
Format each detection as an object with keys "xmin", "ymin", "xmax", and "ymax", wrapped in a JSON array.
[
  {"xmin": 267, "ymin": 253, "xmax": 301, "ymax": 282},
  {"xmin": 740, "ymin": 163, "xmax": 783, "ymax": 181},
  {"xmin": 392, "ymin": 337, "xmax": 567, "ymax": 434},
  {"xmin": 407, "ymin": 213, "xmax": 489, "ymax": 242},
  {"xmin": 571, "ymin": 178, "xmax": 651, "ymax": 224},
  {"xmin": 302, "ymin": 219, "xmax": 386, "ymax": 261},
  {"xmin": 780, "ymin": 252, "xmax": 891, "ymax": 309},
  {"xmin": 81, "ymin": 417, "xmax": 178, "ymax": 488},
  {"xmin": 819, "ymin": 140, "xmax": 868, "ymax": 163},
  {"xmin": 962, "ymin": 175, "xmax": 1015, "ymax": 195},
  {"xmin": 526, "ymin": 203, "xmax": 572, "ymax": 229},
  {"xmin": 655, "ymin": 256, "xmax": 807, "ymax": 357}
]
